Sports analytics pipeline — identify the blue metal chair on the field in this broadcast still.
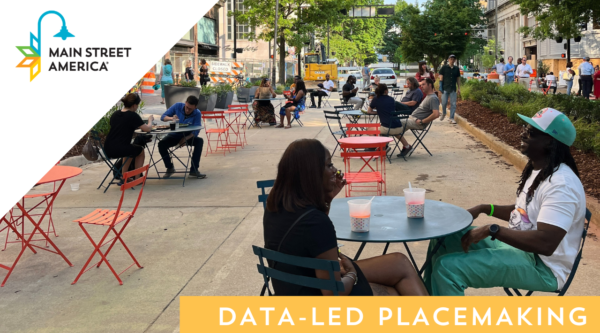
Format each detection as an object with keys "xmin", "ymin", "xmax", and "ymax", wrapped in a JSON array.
[
  {"xmin": 256, "ymin": 180, "xmax": 275, "ymax": 210},
  {"xmin": 90, "ymin": 130, "xmax": 130, "ymax": 193},
  {"xmin": 253, "ymin": 245, "xmax": 345, "ymax": 296},
  {"xmin": 504, "ymin": 208, "xmax": 592, "ymax": 296}
]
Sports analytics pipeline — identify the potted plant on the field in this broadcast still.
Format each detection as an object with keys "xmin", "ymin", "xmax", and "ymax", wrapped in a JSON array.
[
  {"xmin": 214, "ymin": 84, "xmax": 235, "ymax": 109},
  {"xmin": 198, "ymin": 85, "xmax": 217, "ymax": 111},
  {"xmin": 236, "ymin": 81, "xmax": 254, "ymax": 103},
  {"xmin": 164, "ymin": 80, "xmax": 200, "ymax": 109}
]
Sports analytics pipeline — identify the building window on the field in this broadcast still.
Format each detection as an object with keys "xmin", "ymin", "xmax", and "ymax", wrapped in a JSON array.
[{"xmin": 227, "ymin": 0, "xmax": 252, "ymax": 40}]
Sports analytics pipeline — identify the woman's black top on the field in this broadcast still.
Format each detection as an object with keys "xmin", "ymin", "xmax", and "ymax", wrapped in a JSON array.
[
  {"xmin": 370, "ymin": 95, "xmax": 401, "ymax": 128},
  {"xmin": 185, "ymin": 66, "xmax": 194, "ymax": 81},
  {"xmin": 104, "ymin": 111, "xmax": 144, "ymax": 158},
  {"xmin": 263, "ymin": 205, "xmax": 372, "ymax": 296}
]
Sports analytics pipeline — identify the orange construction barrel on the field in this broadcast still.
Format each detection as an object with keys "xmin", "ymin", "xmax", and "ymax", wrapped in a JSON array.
[
  {"xmin": 141, "ymin": 72, "xmax": 156, "ymax": 94},
  {"xmin": 488, "ymin": 72, "xmax": 500, "ymax": 84}
]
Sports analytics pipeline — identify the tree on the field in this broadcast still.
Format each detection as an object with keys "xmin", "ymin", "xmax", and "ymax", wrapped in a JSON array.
[
  {"xmin": 396, "ymin": 0, "xmax": 485, "ymax": 73},
  {"xmin": 481, "ymin": 38, "xmax": 497, "ymax": 69},
  {"xmin": 512, "ymin": 0, "xmax": 600, "ymax": 40}
]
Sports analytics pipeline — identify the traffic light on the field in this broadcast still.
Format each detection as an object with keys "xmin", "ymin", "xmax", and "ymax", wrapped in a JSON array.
[
  {"xmin": 235, "ymin": 48, "xmax": 243, "ymax": 53},
  {"xmin": 574, "ymin": 36, "xmax": 582, "ymax": 43},
  {"xmin": 270, "ymin": 55, "xmax": 274, "ymax": 59},
  {"xmin": 555, "ymin": 37, "xmax": 563, "ymax": 43},
  {"xmin": 561, "ymin": 53, "xmax": 566, "ymax": 58},
  {"xmin": 465, "ymin": 32, "xmax": 469, "ymax": 36},
  {"xmin": 434, "ymin": 33, "xmax": 437, "ymax": 36},
  {"xmin": 564, "ymin": 43, "xmax": 567, "ymax": 50}
]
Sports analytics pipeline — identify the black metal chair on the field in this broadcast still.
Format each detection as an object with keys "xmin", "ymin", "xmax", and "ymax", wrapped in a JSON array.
[
  {"xmin": 381, "ymin": 111, "xmax": 410, "ymax": 163},
  {"xmin": 256, "ymin": 179, "xmax": 275, "ymax": 210},
  {"xmin": 407, "ymin": 121, "xmax": 434, "ymax": 157},
  {"xmin": 253, "ymin": 245, "xmax": 345, "ymax": 296},
  {"xmin": 504, "ymin": 208, "xmax": 592, "ymax": 296},
  {"xmin": 392, "ymin": 90, "xmax": 405, "ymax": 101},
  {"xmin": 90, "ymin": 130, "xmax": 130, "ymax": 193},
  {"xmin": 324, "ymin": 110, "xmax": 347, "ymax": 156}
]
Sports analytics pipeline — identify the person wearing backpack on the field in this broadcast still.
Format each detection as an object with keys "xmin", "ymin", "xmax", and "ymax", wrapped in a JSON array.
[{"xmin": 563, "ymin": 62, "xmax": 575, "ymax": 95}]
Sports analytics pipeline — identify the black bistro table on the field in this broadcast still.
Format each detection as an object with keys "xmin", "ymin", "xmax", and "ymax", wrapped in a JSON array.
[{"xmin": 330, "ymin": 196, "xmax": 472, "ymax": 276}]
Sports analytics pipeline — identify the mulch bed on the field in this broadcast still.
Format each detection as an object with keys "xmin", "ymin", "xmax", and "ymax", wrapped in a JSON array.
[
  {"xmin": 62, "ymin": 133, "xmax": 90, "ymax": 160},
  {"xmin": 456, "ymin": 100, "xmax": 600, "ymax": 200}
]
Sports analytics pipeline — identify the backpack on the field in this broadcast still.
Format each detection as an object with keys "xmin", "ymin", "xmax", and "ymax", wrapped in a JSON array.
[{"xmin": 562, "ymin": 70, "xmax": 573, "ymax": 81}]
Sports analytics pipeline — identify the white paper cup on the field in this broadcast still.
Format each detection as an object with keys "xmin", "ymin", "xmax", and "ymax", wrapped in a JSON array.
[
  {"xmin": 403, "ymin": 188, "xmax": 426, "ymax": 218},
  {"xmin": 348, "ymin": 199, "xmax": 372, "ymax": 232},
  {"xmin": 71, "ymin": 183, "xmax": 80, "ymax": 191}
]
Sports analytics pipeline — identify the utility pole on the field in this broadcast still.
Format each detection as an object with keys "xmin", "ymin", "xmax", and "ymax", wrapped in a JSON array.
[
  {"xmin": 297, "ymin": 3, "xmax": 301, "ymax": 77},
  {"xmin": 233, "ymin": 0, "xmax": 237, "ymax": 60},
  {"xmin": 495, "ymin": 0, "xmax": 498, "ymax": 60},
  {"xmin": 273, "ymin": 0, "xmax": 279, "ymax": 83},
  {"xmin": 327, "ymin": 22, "xmax": 330, "ymax": 61}
]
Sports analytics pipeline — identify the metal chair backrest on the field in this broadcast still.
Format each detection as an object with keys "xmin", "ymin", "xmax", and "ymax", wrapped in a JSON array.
[
  {"xmin": 113, "ymin": 165, "xmax": 149, "ymax": 225},
  {"xmin": 252, "ymin": 245, "xmax": 344, "ymax": 295},
  {"xmin": 340, "ymin": 141, "xmax": 387, "ymax": 174},
  {"xmin": 90, "ymin": 130, "xmax": 110, "ymax": 159},
  {"xmin": 256, "ymin": 180, "xmax": 275, "ymax": 210},
  {"xmin": 346, "ymin": 123, "xmax": 381, "ymax": 137},
  {"xmin": 228, "ymin": 104, "xmax": 249, "ymax": 112},
  {"xmin": 201, "ymin": 111, "xmax": 227, "ymax": 129},
  {"xmin": 334, "ymin": 105, "xmax": 353, "ymax": 112},
  {"xmin": 323, "ymin": 110, "xmax": 346, "ymax": 135},
  {"xmin": 505, "ymin": 208, "xmax": 591, "ymax": 296}
]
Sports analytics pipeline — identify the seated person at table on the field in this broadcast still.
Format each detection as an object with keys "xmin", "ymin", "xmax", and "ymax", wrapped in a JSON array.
[
  {"xmin": 263, "ymin": 139, "xmax": 428, "ymax": 296},
  {"xmin": 394, "ymin": 77, "xmax": 423, "ymax": 113},
  {"xmin": 104, "ymin": 93, "xmax": 153, "ymax": 180},
  {"xmin": 278, "ymin": 80, "xmax": 306, "ymax": 129},
  {"xmin": 159, "ymin": 96, "xmax": 205, "ymax": 179},
  {"xmin": 366, "ymin": 83, "xmax": 403, "ymax": 138},
  {"xmin": 424, "ymin": 109, "xmax": 585, "ymax": 296},
  {"xmin": 309, "ymin": 73, "xmax": 335, "ymax": 108},
  {"xmin": 394, "ymin": 78, "xmax": 439, "ymax": 157},
  {"xmin": 289, "ymin": 75, "xmax": 301, "ymax": 94},
  {"xmin": 254, "ymin": 78, "xmax": 277, "ymax": 125},
  {"xmin": 342, "ymin": 75, "xmax": 364, "ymax": 110}
]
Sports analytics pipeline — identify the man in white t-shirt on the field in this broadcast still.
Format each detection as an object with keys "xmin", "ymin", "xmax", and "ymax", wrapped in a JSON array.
[
  {"xmin": 309, "ymin": 73, "xmax": 335, "ymax": 108},
  {"xmin": 516, "ymin": 56, "xmax": 533, "ymax": 90},
  {"xmin": 424, "ymin": 108, "xmax": 586, "ymax": 295}
]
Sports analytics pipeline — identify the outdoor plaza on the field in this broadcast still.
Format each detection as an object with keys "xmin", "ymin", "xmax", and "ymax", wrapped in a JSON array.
[{"xmin": 1, "ymin": 90, "xmax": 599, "ymax": 333}]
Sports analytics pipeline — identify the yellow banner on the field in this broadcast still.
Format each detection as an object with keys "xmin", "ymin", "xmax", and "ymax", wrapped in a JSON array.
[{"xmin": 181, "ymin": 296, "xmax": 599, "ymax": 332}]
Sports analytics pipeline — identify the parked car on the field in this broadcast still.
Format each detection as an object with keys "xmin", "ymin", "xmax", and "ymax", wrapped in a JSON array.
[{"xmin": 370, "ymin": 68, "xmax": 397, "ymax": 87}]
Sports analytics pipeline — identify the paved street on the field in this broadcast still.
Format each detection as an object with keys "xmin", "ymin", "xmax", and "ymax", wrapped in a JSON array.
[{"xmin": 1, "ymin": 92, "xmax": 598, "ymax": 333}]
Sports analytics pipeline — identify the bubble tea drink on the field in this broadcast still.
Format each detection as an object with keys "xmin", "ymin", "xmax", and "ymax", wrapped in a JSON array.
[
  {"xmin": 404, "ymin": 188, "xmax": 426, "ymax": 218},
  {"xmin": 348, "ymin": 199, "xmax": 372, "ymax": 232}
]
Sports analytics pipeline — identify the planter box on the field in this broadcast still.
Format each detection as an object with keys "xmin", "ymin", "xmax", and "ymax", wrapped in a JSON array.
[
  {"xmin": 236, "ymin": 87, "xmax": 251, "ymax": 103},
  {"xmin": 199, "ymin": 93, "xmax": 217, "ymax": 111},
  {"xmin": 215, "ymin": 91, "xmax": 234, "ymax": 109},
  {"xmin": 164, "ymin": 86, "xmax": 201, "ymax": 109}
]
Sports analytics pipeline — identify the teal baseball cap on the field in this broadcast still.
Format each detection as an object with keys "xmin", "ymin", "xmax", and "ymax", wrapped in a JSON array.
[{"xmin": 518, "ymin": 108, "xmax": 576, "ymax": 146}]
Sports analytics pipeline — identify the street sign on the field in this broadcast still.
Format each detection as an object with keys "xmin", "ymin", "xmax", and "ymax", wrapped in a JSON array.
[{"xmin": 211, "ymin": 61, "xmax": 232, "ymax": 73}]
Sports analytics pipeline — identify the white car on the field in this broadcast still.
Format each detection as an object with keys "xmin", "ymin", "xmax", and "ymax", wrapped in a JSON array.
[{"xmin": 370, "ymin": 68, "xmax": 398, "ymax": 87}]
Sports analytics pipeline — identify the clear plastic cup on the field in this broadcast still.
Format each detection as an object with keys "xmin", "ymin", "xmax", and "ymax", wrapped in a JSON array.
[
  {"xmin": 348, "ymin": 199, "xmax": 372, "ymax": 232},
  {"xmin": 71, "ymin": 183, "xmax": 80, "ymax": 191},
  {"xmin": 404, "ymin": 188, "xmax": 426, "ymax": 218}
]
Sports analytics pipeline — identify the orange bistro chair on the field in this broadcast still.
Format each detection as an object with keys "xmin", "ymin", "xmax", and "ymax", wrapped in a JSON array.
[
  {"xmin": 227, "ymin": 104, "xmax": 250, "ymax": 146},
  {"xmin": 345, "ymin": 123, "xmax": 381, "ymax": 137},
  {"xmin": 201, "ymin": 111, "xmax": 231, "ymax": 156},
  {"xmin": 340, "ymin": 139, "xmax": 387, "ymax": 197},
  {"xmin": 71, "ymin": 165, "xmax": 149, "ymax": 285}
]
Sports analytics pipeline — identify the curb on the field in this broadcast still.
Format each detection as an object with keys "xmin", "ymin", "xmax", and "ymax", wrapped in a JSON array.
[
  {"xmin": 455, "ymin": 114, "xmax": 600, "ymax": 228},
  {"xmin": 60, "ymin": 155, "xmax": 99, "ymax": 168}
]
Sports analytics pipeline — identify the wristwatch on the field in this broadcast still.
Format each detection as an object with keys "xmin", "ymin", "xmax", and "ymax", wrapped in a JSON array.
[{"xmin": 489, "ymin": 224, "xmax": 500, "ymax": 241}]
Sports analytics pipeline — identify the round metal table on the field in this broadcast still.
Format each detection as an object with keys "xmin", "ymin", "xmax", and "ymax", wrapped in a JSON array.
[{"xmin": 330, "ymin": 196, "xmax": 473, "ymax": 275}]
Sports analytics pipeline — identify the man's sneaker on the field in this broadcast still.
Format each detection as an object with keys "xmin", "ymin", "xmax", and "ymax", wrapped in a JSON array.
[
  {"xmin": 397, "ymin": 145, "xmax": 412, "ymax": 158},
  {"xmin": 188, "ymin": 170, "xmax": 207, "ymax": 179},
  {"xmin": 309, "ymin": 105, "xmax": 317, "ymax": 108},
  {"xmin": 449, "ymin": 118, "xmax": 457, "ymax": 124},
  {"xmin": 439, "ymin": 113, "xmax": 446, "ymax": 121},
  {"xmin": 163, "ymin": 168, "xmax": 175, "ymax": 179}
]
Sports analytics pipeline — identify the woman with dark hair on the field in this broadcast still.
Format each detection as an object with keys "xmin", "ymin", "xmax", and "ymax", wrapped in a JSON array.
[
  {"xmin": 199, "ymin": 59, "xmax": 209, "ymax": 86},
  {"xmin": 415, "ymin": 61, "xmax": 434, "ymax": 83},
  {"xmin": 366, "ymin": 83, "xmax": 403, "ymax": 137},
  {"xmin": 424, "ymin": 108, "xmax": 586, "ymax": 295},
  {"xmin": 278, "ymin": 80, "xmax": 306, "ymax": 129},
  {"xmin": 158, "ymin": 59, "xmax": 173, "ymax": 104},
  {"xmin": 264, "ymin": 139, "xmax": 429, "ymax": 296},
  {"xmin": 254, "ymin": 78, "xmax": 277, "ymax": 125},
  {"xmin": 104, "ymin": 93, "xmax": 153, "ymax": 180}
]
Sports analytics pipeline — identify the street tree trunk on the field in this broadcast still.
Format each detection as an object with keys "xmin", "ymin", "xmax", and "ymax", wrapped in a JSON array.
[{"xmin": 279, "ymin": 33, "xmax": 286, "ymax": 85}]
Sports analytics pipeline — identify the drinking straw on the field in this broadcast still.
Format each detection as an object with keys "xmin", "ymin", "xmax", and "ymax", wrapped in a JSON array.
[
  {"xmin": 408, "ymin": 182, "xmax": 413, "ymax": 192},
  {"xmin": 368, "ymin": 196, "xmax": 375, "ymax": 204}
]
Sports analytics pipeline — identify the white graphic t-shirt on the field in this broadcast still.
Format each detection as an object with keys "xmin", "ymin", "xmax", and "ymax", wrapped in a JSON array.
[{"xmin": 508, "ymin": 164, "xmax": 586, "ymax": 289}]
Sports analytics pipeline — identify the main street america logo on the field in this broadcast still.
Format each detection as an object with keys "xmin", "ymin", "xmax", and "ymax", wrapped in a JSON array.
[{"xmin": 16, "ymin": 10, "xmax": 74, "ymax": 81}]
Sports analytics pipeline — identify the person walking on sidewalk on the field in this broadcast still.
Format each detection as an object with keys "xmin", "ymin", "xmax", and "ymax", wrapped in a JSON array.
[
  {"xmin": 158, "ymin": 59, "xmax": 174, "ymax": 104},
  {"xmin": 438, "ymin": 54, "xmax": 461, "ymax": 124},
  {"xmin": 495, "ymin": 58, "xmax": 506, "ymax": 86},
  {"xmin": 504, "ymin": 56, "xmax": 515, "ymax": 84},
  {"xmin": 309, "ymin": 73, "xmax": 334, "ymax": 108},
  {"xmin": 578, "ymin": 56, "xmax": 594, "ymax": 99},
  {"xmin": 159, "ymin": 96, "xmax": 205, "ymax": 179},
  {"xmin": 516, "ymin": 57, "xmax": 533, "ymax": 90},
  {"xmin": 564, "ymin": 62, "xmax": 575, "ymax": 95},
  {"xmin": 362, "ymin": 64, "xmax": 371, "ymax": 89},
  {"xmin": 199, "ymin": 59, "xmax": 209, "ymax": 87}
]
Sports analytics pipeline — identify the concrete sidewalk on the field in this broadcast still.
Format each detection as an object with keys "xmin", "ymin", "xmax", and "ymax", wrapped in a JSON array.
[{"xmin": 1, "ymin": 94, "xmax": 598, "ymax": 333}]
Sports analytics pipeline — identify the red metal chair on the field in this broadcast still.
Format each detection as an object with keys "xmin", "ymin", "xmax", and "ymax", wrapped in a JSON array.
[
  {"xmin": 340, "ymin": 140, "xmax": 387, "ymax": 197},
  {"xmin": 201, "ymin": 111, "xmax": 231, "ymax": 156},
  {"xmin": 345, "ymin": 123, "xmax": 381, "ymax": 137},
  {"xmin": 541, "ymin": 80, "xmax": 554, "ymax": 95},
  {"xmin": 227, "ymin": 104, "xmax": 249, "ymax": 147},
  {"xmin": 71, "ymin": 165, "xmax": 149, "ymax": 285}
]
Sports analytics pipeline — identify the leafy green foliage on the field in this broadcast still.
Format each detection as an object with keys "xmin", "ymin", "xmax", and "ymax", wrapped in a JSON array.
[
  {"xmin": 481, "ymin": 38, "xmax": 497, "ymax": 69},
  {"xmin": 200, "ymin": 85, "xmax": 216, "ymax": 96},
  {"xmin": 463, "ymin": 80, "xmax": 600, "ymax": 155}
]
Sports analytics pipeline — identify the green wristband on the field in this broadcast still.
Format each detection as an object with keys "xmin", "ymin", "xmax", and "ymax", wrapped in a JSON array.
[{"xmin": 489, "ymin": 204, "xmax": 494, "ymax": 217}]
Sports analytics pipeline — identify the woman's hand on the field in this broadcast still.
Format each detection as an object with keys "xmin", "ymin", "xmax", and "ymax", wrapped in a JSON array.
[
  {"xmin": 327, "ymin": 171, "xmax": 346, "ymax": 202},
  {"xmin": 460, "ymin": 225, "xmax": 490, "ymax": 253},
  {"xmin": 338, "ymin": 252, "xmax": 356, "ymax": 276}
]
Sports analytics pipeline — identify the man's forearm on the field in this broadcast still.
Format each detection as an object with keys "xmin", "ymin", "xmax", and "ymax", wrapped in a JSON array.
[
  {"xmin": 402, "ymin": 100, "xmax": 417, "ymax": 106},
  {"xmin": 495, "ymin": 227, "xmax": 562, "ymax": 256},
  {"xmin": 477, "ymin": 204, "xmax": 514, "ymax": 222}
]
